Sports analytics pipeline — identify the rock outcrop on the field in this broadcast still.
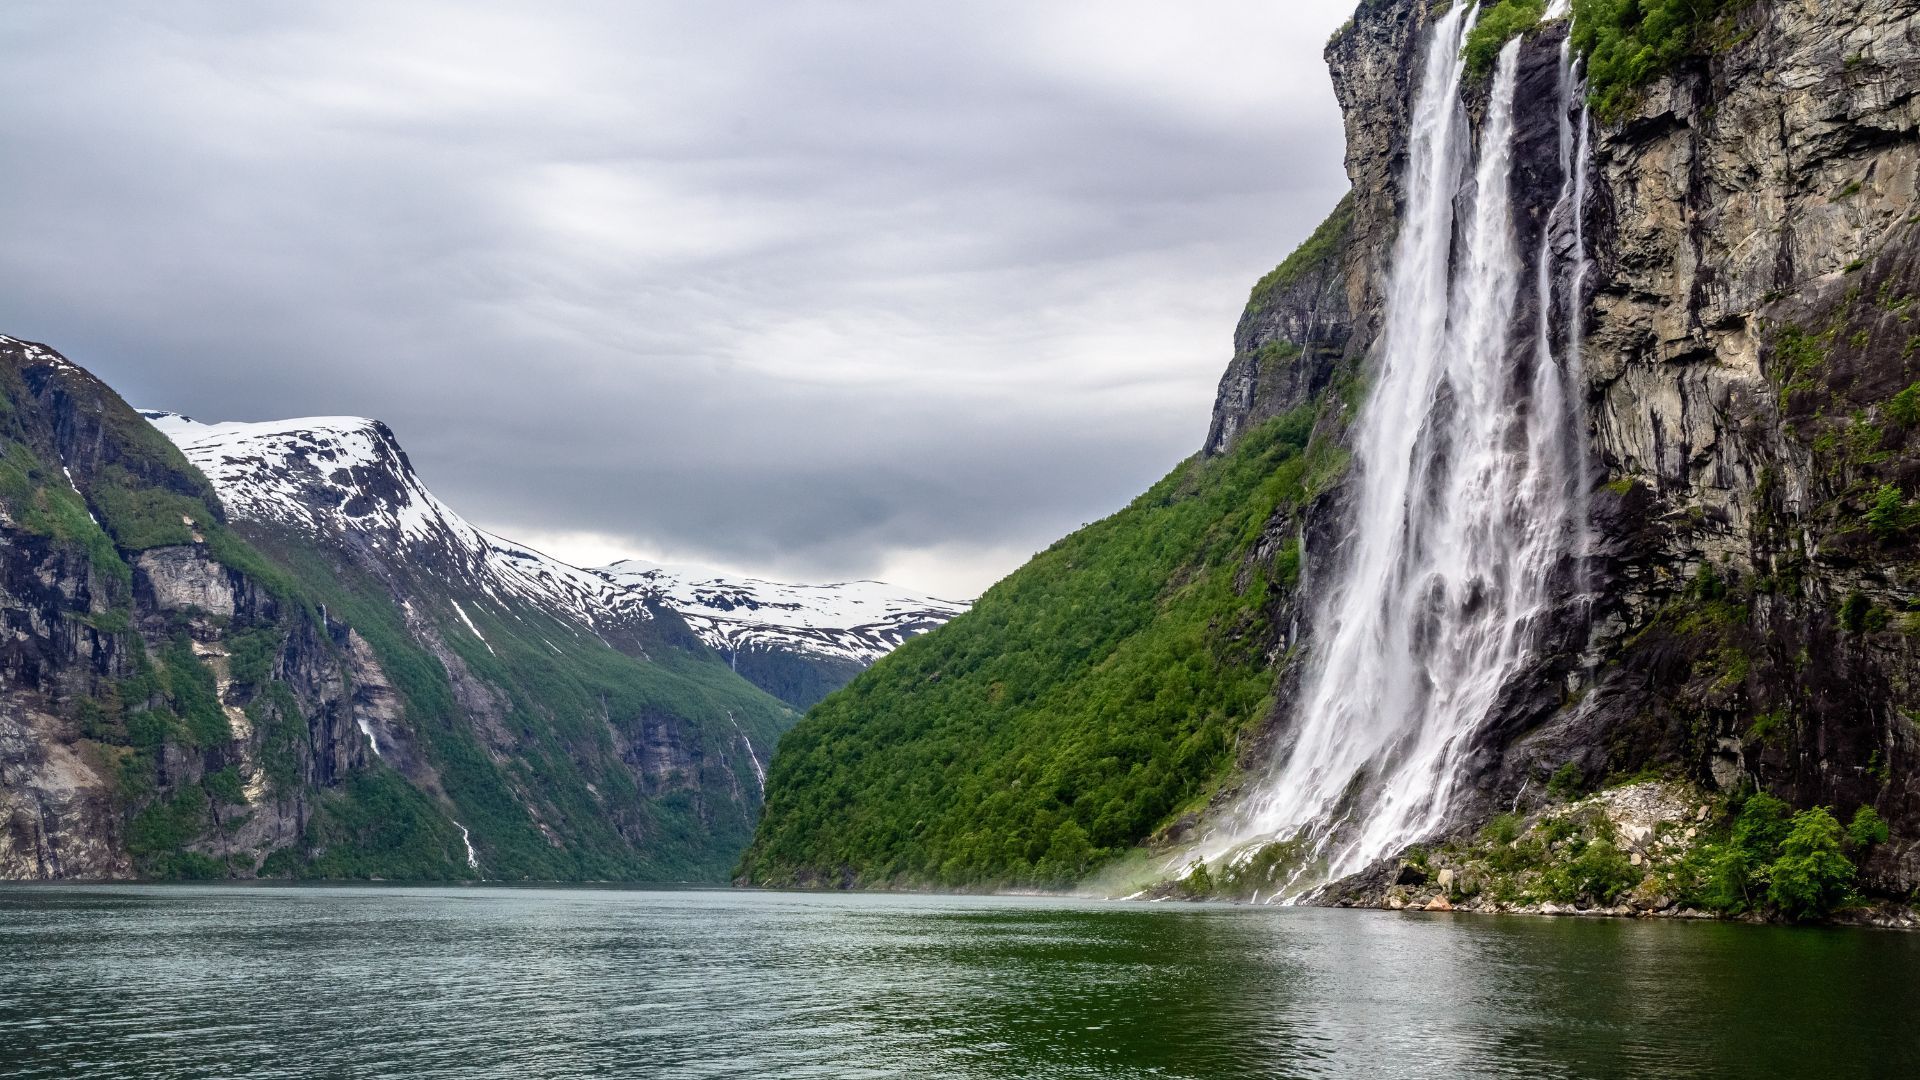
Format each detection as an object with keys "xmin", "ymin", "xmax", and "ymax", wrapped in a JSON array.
[{"xmin": 0, "ymin": 337, "xmax": 397, "ymax": 879}]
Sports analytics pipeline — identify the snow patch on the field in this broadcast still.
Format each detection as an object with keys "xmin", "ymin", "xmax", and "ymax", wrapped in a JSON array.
[
  {"xmin": 450, "ymin": 599, "xmax": 496, "ymax": 655},
  {"xmin": 598, "ymin": 558, "xmax": 968, "ymax": 664},
  {"xmin": 61, "ymin": 466, "xmax": 99, "ymax": 524}
]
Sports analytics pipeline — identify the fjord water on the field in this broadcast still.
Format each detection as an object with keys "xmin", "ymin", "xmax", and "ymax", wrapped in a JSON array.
[
  {"xmin": 3, "ymin": 886, "xmax": 1917, "ymax": 1079},
  {"xmin": 1235, "ymin": 6, "xmax": 1591, "ymax": 886}
]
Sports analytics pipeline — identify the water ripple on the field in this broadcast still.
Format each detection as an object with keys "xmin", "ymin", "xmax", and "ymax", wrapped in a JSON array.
[{"xmin": 1, "ymin": 886, "xmax": 1916, "ymax": 1079}]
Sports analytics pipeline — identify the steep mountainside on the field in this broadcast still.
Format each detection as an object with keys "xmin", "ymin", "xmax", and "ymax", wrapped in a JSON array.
[
  {"xmin": 1, "ymin": 338, "xmax": 795, "ymax": 882},
  {"xmin": 738, "ymin": 198, "xmax": 1361, "ymax": 889},
  {"xmin": 746, "ymin": 0, "xmax": 1920, "ymax": 916},
  {"xmin": 145, "ymin": 413, "xmax": 961, "ymax": 710}
]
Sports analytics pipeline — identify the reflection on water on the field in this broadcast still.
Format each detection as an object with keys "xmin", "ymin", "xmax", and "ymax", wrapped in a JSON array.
[{"xmin": 1, "ymin": 885, "xmax": 1915, "ymax": 1078}]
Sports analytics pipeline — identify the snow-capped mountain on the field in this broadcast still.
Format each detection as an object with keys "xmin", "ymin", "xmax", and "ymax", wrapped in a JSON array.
[
  {"xmin": 600, "ymin": 559, "xmax": 966, "ymax": 666},
  {"xmin": 142, "ymin": 410, "xmax": 966, "ymax": 705},
  {"xmin": 143, "ymin": 412, "xmax": 640, "ymax": 628}
]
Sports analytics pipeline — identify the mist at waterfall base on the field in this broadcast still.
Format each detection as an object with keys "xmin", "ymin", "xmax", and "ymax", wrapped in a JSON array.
[
  {"xmin": 1211, "ymin": 6, "xmax": 1595, "ymax": 895},
  {"xmin": 4, "ymin": 885, "xmax": 1917, "ymax": 1079}
]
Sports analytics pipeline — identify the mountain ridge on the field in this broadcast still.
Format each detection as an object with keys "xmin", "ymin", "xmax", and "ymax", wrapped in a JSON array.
[{"xmin": 142, "ymin": 410, "xmax": 965, "ymax": 709}]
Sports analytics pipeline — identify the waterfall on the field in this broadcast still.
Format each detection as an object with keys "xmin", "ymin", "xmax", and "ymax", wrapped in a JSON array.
[
  {"xmin": 454, "ymin": 820, "xmax": 480, "ymax": 871},
  {"xmin": 1226, "ymin": 8, "xmax": 1593, "ymax": 893}
]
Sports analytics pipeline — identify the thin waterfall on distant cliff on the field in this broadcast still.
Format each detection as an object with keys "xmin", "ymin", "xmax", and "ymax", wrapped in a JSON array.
[{"xmin": 1224, "ymin": 9, "xmax": 1594, "ymax": 894}]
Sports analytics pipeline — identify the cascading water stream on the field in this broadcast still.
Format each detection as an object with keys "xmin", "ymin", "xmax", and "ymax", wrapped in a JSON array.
[{"xmin": 1220, "ymin": 7, "xmax": 1594, "ymax": 895}]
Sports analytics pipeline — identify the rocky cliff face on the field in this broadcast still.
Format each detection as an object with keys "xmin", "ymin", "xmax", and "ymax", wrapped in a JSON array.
[
  {"xmin": 1215, "ymin": 0, "xmax": 1920, "ymax": 898},
  {"xmin": 1203, "ymin": 195, "xmax": 1357, "ymax": 457},
  {"xmin": 1551, "ymin": 0, "xmax": 1920, "ymax": 892},
  {"xmin": 0, "ymin": 336, "xmax": 412, "ymax": 879}
]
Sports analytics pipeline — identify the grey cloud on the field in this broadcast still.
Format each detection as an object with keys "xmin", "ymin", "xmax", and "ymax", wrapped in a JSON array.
[{"xmin": 0, "ymin": 0, "xmax": 1354, "ymax": 597}]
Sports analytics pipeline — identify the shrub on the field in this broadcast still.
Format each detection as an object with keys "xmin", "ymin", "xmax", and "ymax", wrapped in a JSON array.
[
  {"xmin": 127, "ymin": 786, "xmax": 209, "ymax": 859},
  {"xmin": 1689, "ymin": 796, "xmax": 1864, "ymax": 920},
  {"xmin": 1274, "ymin": 538, "xmax": 1303, "ymax": 589},
  {"xmin": 1732, "ymin": 792, "xmax": 1792, "ymax": 856},
  {"xmin": 1256, "ymin": 340, "xmax": 1303, "ymax": 367},
  {"xmin": 225, "ymin": 626, "xmax": 286, "ymax": 689},
  {"xmin": 1546, "ymin": 762, "xmax": 1584, "ymax": 800},
  {"xmin": 203, "ymin": 766, "xmax": 247, "ymax": 806},
  {"xmin": 1887, "ymin": 382, "xmax": 1920, "ymax": 426},
  {"xmin": 1693, "ymin": 791, "xmax": 1792, "ymax": 912},
  {"xmin": 1839, "ymin": 592, "xmax": 1873, "ymax": 633},
  {"xmin": 1866, "ymin": 484, "xmax": 1911, "ymax": 539},
  {"xmin": 1180, "ymin": 859, "xmax": 1216, "ymax": 897},
  {"xmin": 1541, "ymin": 814, "xmax": 1581, "ymax": 845},
  {"xmin": 1847, "ymin": 806, "xmax": 1890, "ymax": 851},
  {"xmin": 1482, "ymin": 812, "xmax": 1523, "ymax": 847},
  {"xmin": 1691, "ymin": 562, "xmax": 1728, "ymax": 601},
  {"xmin": 1538, "ymin": 839, "xmax": 1639, "ymax": 905},
  {"xmin": 1570, "ymin": 0, "xmax": 1753, "ymax": 120},
  {"xmin": 1487, "ymin": 838, "xmax": 1547, "ymax": 874},
  {"xmin": 1464, "ymin": 0, "xmax": 1546, "ymax": 77}
]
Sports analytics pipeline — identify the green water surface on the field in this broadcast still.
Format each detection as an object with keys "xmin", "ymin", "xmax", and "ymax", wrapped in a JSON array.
[{"xmin": 0, "ymin": 885, "xmax": 1914, "ymax": 1078}]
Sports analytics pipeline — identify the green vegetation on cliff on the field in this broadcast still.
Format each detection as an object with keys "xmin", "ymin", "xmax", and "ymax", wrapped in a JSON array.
[
  {"xmin": 740, "ymin": 403, "xmax": 1343, "ymax": 889},
  {"xmin": 1458, "ymin": 0, "xmax": 1754, "ymax": 109},
  {"xmin": 1570, "ymin": 0, "xmax": 1753, "ymax": 119},
  {"xmin": 1463, "ymin": 0, "xmax": 1547, "ymax": 77},
  {"xmin": 1247, "ymin": 193, "xmax": 1353, "ymax": 312}
]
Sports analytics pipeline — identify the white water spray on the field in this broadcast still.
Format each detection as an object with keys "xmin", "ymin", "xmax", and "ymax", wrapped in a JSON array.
[{"xmin": 1227, "ymin": 10, "xmax": 1593, "ymax": 892}]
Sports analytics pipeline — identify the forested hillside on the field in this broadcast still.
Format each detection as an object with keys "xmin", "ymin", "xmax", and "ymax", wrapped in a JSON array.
[{"xmin": 738, "ymin": 200, "xmax": 1356, "ymax": 888}]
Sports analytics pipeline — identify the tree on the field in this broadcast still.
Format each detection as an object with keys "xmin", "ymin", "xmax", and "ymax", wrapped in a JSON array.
[{"xmin": 1768, "ymin": 808, "xmax": 1854, "ymax": 922}]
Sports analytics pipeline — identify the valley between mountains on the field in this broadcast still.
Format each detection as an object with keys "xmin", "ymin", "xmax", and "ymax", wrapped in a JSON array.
[{"xmin": 7, "ymin": 0, "xmax": 1920, "ymax": 931}]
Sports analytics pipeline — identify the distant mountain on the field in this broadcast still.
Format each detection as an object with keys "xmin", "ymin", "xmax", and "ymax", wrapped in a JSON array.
[
  {"xmin": 142, "ymin": 412, "xmax": 965, "ymax": 709},
  {"xmin": 598, "ymin": 560, "xmax": 966, "ymax": 708}
]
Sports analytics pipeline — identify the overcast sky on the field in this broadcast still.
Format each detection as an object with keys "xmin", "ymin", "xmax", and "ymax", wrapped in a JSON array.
[{"xmin": 0, "ymin": 0, "xmax": 1352, "ymax": 599}]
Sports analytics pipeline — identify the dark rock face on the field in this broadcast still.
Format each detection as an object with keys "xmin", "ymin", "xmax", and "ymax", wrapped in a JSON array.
[
  {"xmin": 1211, "ymin": 0, "xmax": 1920, "ymax": 896},
  {"xmin": 1203, "ymin": 196, "xmax": 1356, "ymax": 457}
]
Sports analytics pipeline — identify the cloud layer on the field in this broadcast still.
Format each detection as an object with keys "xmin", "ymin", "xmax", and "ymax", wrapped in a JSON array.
[{"xmin": 0, "ymin": 0, "xmax": 1353, "ymax": 597}]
